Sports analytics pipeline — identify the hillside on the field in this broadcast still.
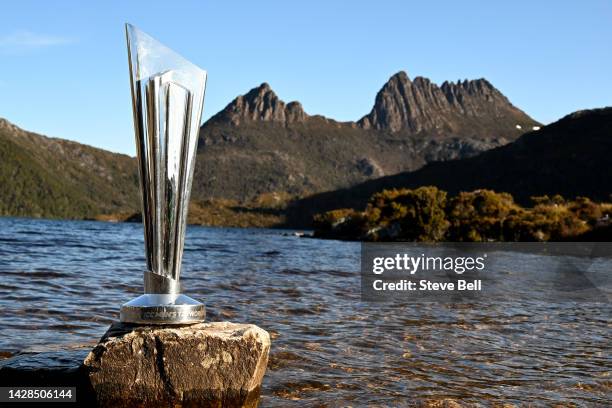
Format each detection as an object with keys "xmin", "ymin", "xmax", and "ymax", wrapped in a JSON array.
[
  {"xmin": 0, "ymin": 119, "xmax": 139, "ymax": 219},
  {"xmin": 286, "ymin": 107, "xmax": 612, "ymax": 227}
]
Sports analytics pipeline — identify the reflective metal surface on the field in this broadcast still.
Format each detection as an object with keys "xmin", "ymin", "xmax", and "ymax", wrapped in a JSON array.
[
  {"xmin": 120, "ymin": 294, "xmax": 205, "ymax": 325},
  {"xmin": 120, "ymin": 23, "xmax": 207, "ymax": 324}
]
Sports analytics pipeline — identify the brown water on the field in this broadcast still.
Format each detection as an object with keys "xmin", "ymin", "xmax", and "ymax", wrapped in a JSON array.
[{"xmin": 0, "ymin": 218, "xmax": 609, "ymax": 406}]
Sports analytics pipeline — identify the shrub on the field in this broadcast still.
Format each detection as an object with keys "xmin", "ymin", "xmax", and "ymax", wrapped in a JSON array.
[
  {"xmin": 568, "ymin": 197, "xmax": 602, "ymax": 225},
  {"xmin": 504, "ymin": 204, "xmax": 588, "ymax": 241},
  {"xmin": 365, "ymin": 186, "xmax": 448, "ymax": 241},
  {"xmin": 447, "ymin": 190, "xmax": 519, "ymax": 241},
  {"xmin": 312, "ymin": 187, "xmax": 612, "ymax": 242}
]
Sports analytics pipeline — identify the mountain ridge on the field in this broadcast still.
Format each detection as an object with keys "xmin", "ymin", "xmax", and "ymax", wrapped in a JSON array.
[
  {"xmin": 0, "ymin": 70, "xmax": 541, "ymax": 221},
  {"xmin": 194, "ymin": 71, "xmax": 537, "ymax": 202},
  {"xmin": 358, "ymin": 71, "xmax": 534, "ymax": 135},
  {"xmin": 206, "ymin": 70, "xmax": 538, "ymax": 134}
]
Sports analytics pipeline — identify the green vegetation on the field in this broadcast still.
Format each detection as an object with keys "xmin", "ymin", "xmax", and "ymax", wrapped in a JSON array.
[
  {"xmin": 0, "ymin": 120, "xmax": 139, "ymax": 219},
  {"xmin": 313, "ymin": 187, "xmax": 612, "ymax": 241},
  {"xmin": 367, "ymin": 187, "xmax": 448, "ymax": 241},
  {"xmin": 0, "ymin": 119, "xmax": 298, "ymax": 226}
]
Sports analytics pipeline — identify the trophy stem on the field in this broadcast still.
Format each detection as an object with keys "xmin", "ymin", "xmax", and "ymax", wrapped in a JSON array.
[{"xmin": 144, "ymin": 271, "xmax": 180, "ymax": 294}]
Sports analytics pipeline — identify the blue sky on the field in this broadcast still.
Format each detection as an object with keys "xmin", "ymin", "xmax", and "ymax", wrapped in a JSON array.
[{"xmin": 0, "ymin": 1, "xmax": 610, "ymax": 155}]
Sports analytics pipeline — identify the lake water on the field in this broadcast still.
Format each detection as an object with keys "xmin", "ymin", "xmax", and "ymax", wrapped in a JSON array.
[{"xmin": 0, "ymin": 217, "xmax": 610, "ymax": 406}]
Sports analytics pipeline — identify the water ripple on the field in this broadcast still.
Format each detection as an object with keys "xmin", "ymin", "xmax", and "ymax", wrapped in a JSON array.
[{"xmin": 0, "ymin": 217, "xmax": 609, "ymax": 406}]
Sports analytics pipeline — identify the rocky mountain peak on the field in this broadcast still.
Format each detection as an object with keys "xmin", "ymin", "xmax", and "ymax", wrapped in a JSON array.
[
  {"xmin": 211, "ymin": 83, "xmax": 307, "ymax": 126},
  {"xmin": 358, "ymin": 71, "xmax": 534, "ymax": 134},
  {"xmin": 390, "ymin": 70, "xmax": 410, "ymax": 83},
  {"xmin": 440, "ymin": 78, "xmax": 509, "ymax": 109}
]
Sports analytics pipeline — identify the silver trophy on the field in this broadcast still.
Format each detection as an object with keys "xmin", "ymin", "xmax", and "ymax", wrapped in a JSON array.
[{"xmin": 120, "ymin": 24, "xmax": 207, "ymax": 324}]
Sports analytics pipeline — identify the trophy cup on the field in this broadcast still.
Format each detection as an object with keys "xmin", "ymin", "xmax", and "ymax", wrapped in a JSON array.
[{"xmin": 120, "ymin": 24, "xmax": 207, "ymax": 324}]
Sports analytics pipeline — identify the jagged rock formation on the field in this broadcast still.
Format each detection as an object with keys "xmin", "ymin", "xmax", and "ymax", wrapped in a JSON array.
[
  {"xmin": 358, "ymin": 71, "xmax": 535, "ymax": 136},
  {"xmin": 194, "ymin": 73, "xmax": 537, "ymax": 202},
  {"xmin": 210, "ymin": 83, "xmax": 306, "ymax": 126}
]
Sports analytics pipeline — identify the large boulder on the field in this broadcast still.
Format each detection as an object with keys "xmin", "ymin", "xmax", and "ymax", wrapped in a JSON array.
[
  {"xmin": 0, "ymin": 322, "xmax": 271, "ymax": 408},
  {"xmin": 84, "ymin": 321, "xmax": 270, "ymax": 407}
]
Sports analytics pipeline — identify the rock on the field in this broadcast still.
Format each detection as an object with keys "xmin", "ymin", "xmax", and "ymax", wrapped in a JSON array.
[
  {"xmin": 285, "ymin": 101, "xmax": 306, "ymax": 123},
  {"xmin": 418, "ymin": 399, "xmax": 466, "ymax": 408},
  {"xmin": 358, "ymin": 70, "xmax": 535, "ymax": 134},
  {"xmin": 84, "ymin": 321, "xmax": 270, "ymax": 408},
  {"xmin": 0, "ymin": 322, "xmax": 270, "ymax": 408},
  {"xmin": 123, "ymin": 212, "xmax": 142, "ymax": 223},
  {"xmin": 369, "ymin": 222, "xmax": 402, "ymax": 241},
  {"xmin": 355, "ymin": 157, "xmax": 384, "ymax": 177},
  {"xmin": 213, "ymin": 82, "xmax": 307, "ymax": 126}
]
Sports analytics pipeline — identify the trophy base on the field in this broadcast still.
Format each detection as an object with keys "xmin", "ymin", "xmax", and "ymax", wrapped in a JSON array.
[{"xmin": 120, "ymin": 294, "xmax": 206, "ymax": 325}]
